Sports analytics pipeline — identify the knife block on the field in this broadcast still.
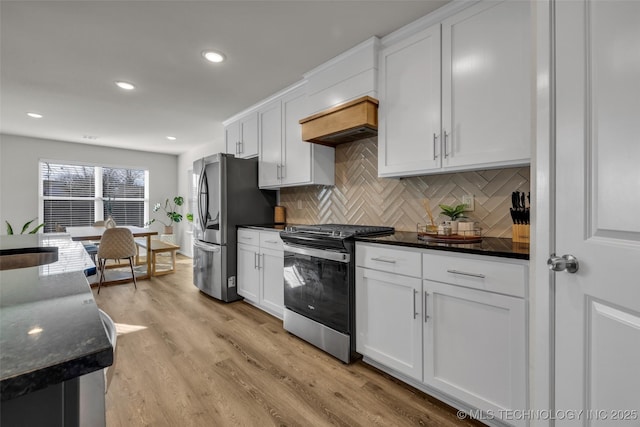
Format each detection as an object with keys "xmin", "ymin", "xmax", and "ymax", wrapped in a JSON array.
[{"xmin": 512, "ymin": 224, "xmax": 530, "ymax": 243}]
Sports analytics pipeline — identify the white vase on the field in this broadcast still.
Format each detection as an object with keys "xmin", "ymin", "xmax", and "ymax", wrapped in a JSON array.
[{"xmin": 104, "ymin": 215, "xmax": 117, "ymax": 229}]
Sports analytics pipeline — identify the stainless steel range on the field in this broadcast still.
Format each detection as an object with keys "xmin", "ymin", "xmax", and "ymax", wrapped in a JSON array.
[{"xmin": 280, "ymin": 224, "xmax": 394, "ymax": 363}]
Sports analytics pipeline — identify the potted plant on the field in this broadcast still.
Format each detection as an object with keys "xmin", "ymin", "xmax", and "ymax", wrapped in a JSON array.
[
  {"xmin": 439, "ymin": 203, "xmax": 467, "ymax": 233},
  {"xmin": 146, "ymin": 196, "xmax": 184, "ymax": 234}
]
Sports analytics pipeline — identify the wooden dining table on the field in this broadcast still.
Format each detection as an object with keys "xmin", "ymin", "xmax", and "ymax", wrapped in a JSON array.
[{"xmin": 66, "ymin": 226, "xmax": 158, "ymax": 285}]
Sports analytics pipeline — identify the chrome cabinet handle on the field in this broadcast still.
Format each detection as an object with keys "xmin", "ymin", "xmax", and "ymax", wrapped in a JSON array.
[
  {"xmin": 433, "ymin": 133, "xmax": 439, "ymax": 160},
  {"xmin": 547, "ymin": 254, "xmax": 579, "ymax": 273},
  {"xmin": 413, "ymin": 289, "xmax": 418, "ymax": 319},
  {"xmin": 276, "ymin": 164, "xmax": 281, "ymax": 179},
  {"xmin": 443, "ymin": 131, "xmax": 449, "ymax": 158},
  {"xmin": 261, "ymin": 253, "xmax": 264, "ymax": 269},
  {"xmin": 239, "ymin": 140, "xmax": 243, "ymax": 154},
  {"xmin": 446, "ymin": 269, "xmax": 486, "ymax": 279},
  {"xmin": 264, "ymin": 240, "xmax": 279, "ymax": 244},
  {"xmin": 370, "ymin": 257, "xmax": 396, "ymax": 264},
  {"xmin": 424, "ymin": 292, "xmax": 430, "ymax": 322},
  {"xmin": 280, "ymin": 164, "xmax": 285, "ymax": 179},
  {"xmin": 254, "ymin": 252, "xmax": 258, "ymax": 269}
]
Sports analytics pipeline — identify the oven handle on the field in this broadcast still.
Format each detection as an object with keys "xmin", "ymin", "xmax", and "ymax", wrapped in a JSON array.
[{"xmin": 283, "ymin": 243, "xmax": 350, "ymax": 263}]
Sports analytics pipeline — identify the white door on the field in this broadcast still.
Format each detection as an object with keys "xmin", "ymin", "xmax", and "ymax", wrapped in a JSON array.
[
  {"xmin": 555, "ymin": 1, "xmax": 640, "ymax": 422},
  {"xmin": 378, "ymin": 24, "xmax": 441, "ymax": 178},
  {"xmin": 236, "ymin": 243, "xmax": 259, "ymax": 302},
  {"xmin": 355, "ymin": 267, "xmax": 422, "ymax": 381},
  {"xmin": 281, "ymin": 86, "xmax": 311, "ymax": 186},
  {"xmin": 260, "ymin": 247, "xmax": 284, "ymax": 319},
  {"xmin": 258, "ymin": 100, "xmax": 282, "ymax": 188}
]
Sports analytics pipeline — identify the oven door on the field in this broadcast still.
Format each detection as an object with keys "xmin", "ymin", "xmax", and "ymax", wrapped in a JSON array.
[{"xmin": 283, "ymin": 243, "xmax": 351, "ymax": 334}]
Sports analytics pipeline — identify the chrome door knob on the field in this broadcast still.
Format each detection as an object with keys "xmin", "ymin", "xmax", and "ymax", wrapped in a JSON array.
[{"xmin": 547, "ymin": 254, "xmax": 579, "ymax": 273}]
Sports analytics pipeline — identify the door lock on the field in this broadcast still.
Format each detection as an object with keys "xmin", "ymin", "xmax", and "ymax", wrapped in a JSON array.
[{"xmin": 547, "ymin": 254, "xmax": 579, "ymax": 273}]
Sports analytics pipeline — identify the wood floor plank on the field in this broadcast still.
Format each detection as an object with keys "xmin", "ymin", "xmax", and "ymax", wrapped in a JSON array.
[{"xmin": 94, "ymin": 255, "xmax": 482, "ymax": 427}]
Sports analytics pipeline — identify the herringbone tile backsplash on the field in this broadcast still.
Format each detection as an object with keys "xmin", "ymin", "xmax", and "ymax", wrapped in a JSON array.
[{"xmin": 279, "ymin": 138, "xmax": 530, "ymax": 238}]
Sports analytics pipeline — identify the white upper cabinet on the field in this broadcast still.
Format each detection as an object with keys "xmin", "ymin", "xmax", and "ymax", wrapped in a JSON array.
[
  {"xmin": 378, "ymin": 25, "xmax": 441, "ymax": 177},
  {"xmin": 258, "ymin": 100, "xmax": 282, "ymax": 188},
  {"xmin": 378, "ymin": 0, "xmax": 531, "ymax": 178},
  {"xmin": 304, "ymin": 37, "xmax": 379, "ymax": 116},
  {"xmin": 258, "ymin": 83, "xmax": 334, "ymax": 189},
  {"xmin": 224, "ymin": 112, "xmax": 259, "ymax": 159},
  {"xmin": 441, "ymin": 0, "xmax": 531, "ymax": 169}
]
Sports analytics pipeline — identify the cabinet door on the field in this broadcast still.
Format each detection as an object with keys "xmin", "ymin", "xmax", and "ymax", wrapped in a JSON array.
[
  {"xmin": 441, "ymin": 0, "xmax": 531, "ymax": 169},
  {"xmin": 260, "ymin": 247, "xmax": 284, "ymax": 319},
  {"xmin": 281, "ymin": 86, "xmax": 312, "ymax": 186},
  {"xmin": 378, "ymin": 24, "xmax": 442, "ymax": 178},
  {"xmin": 356, "ymin": 267, "xmax": 422, "ymax": 381},
  {"xmin": 237, "ymin": 243, "xmax": 259, "ymax": 302},
  {"xmin": 239, "ymin": 112, "xmax": 259, "ymax": 158},
  {"xmin": 423, "ymin": 280, "xmax": 526, "ymax": 423},
  {"xmin": 225, "ymin": 121, "xmax": 240, "ymax": 156},
  {"xmin": 258, "ymin": 100, "xmax": 282, "ymax": 188}
]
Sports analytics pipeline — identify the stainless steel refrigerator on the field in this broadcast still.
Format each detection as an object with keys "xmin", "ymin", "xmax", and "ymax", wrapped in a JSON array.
[{"xmin": 193, "ymin": 153, "xmax": 276, "ymax": 301}]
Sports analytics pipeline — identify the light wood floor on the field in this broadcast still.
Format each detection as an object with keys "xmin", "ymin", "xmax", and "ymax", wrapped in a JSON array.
[{"xmin": 93, "ymin": 255, "xmax": 482, "ymax": 427}]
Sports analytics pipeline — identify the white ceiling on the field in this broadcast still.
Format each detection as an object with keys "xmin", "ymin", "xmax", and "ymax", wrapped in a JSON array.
[{"xmin": 0, "ymin": 1, "xmax": 448, "ymax": 155}]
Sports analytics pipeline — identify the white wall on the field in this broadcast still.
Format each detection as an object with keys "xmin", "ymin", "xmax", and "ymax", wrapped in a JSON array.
[
  {"xmin": 176, "ymin": 138, "xmax": 225, "ymax": 257},
  {"xmin": 0, "ymin": 133, "xmax": 178, "ymax": 237}
]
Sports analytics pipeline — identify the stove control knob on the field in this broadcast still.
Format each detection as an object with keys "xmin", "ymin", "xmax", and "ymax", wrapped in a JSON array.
[{"xmin": 332, "ymin": 230, "xmax": 341, "ymax": 237}]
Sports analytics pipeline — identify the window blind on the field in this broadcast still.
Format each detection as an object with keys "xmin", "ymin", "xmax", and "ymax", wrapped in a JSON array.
[
  {"xmin": 40, "ymin": 162, "xmax": 148, "ymax": 232},
  {"xmin": 103, "ymin": 167, "xmax": 145, "ymax": 226}
]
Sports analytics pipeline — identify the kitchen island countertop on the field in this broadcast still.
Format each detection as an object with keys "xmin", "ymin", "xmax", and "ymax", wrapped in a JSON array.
[{"xmin": 0, "ymin": 234, "xmax": 113, "ymax": 401}]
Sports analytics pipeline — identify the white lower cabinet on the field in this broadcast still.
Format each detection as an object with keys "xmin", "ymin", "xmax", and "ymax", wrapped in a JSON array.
[
  {"xmin": 423, "ymin": 279, "xmax": 526, "ymax": 425},
  {"xmin": 237, "ymin": 241, "xmax": 260, "ymax": 301},
  {"xmin": 355, "ymin": 242, "xmax": 528, "ymax": 426},
  {"xmin": 355, "ymin": 267, "xmax": 422, "ymax": 381},
  {"xmin": 237, "ymin": 229, "xmax": 284, "ymax": 319}
]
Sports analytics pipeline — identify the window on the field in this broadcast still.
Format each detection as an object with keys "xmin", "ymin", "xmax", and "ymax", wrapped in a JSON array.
[{"xmin": 40, "ymin": 161, "xmax": 148, "ymax": 232}]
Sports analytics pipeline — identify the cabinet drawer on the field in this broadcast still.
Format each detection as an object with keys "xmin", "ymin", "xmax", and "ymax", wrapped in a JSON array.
[
  {"xmin": 356, "ymin": 243, "xmax": 421, "ymax": 278},
  {"xmin": 259, "ymin": 231, "xmax": 283, "ymax": 251},
  {"xmin": 237, "ymin": 229, "xmax": 260, "ymax": 246},
  {"xmin": 422, "ymin": 252, "xmax": 527, "ymax": 298}
]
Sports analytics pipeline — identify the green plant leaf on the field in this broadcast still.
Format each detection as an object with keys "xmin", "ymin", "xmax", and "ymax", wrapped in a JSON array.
[
  {"xmin": 28, "ymin": 223, "xmax": 45, "ymax": 234},
  {"xmin": 174, "ymin": 196, "xmax": 184, "ymax": 206},
  {"xmin": 6, "ymin": 221, "xmax": 14, "ymax": 235},
  {"xmin": 21, "ymin": 218, "xmax": 36, "ymax": 234}
]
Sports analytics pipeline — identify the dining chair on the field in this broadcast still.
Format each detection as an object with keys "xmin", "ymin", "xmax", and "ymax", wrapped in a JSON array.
[{"xmin": 96, "ymin": 227, "xmax": 137, "ymax": 294}]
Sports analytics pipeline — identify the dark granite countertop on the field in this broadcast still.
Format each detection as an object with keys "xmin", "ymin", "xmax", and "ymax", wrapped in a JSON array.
[
  {"xmin": 356, "ymin": 231, "xmax": 529, "ymax": 260},
  {"xmin": 238, "ymin": 224, "xmax": 287, "ymax": 231},
  {"xmin": 0, "ymin": 234, "xmax": 113, "ymax": 401}
]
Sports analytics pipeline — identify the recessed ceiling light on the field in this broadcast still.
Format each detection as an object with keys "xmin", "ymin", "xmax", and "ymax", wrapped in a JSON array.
[
  {"xmin": 28, "ymin": 327, "xmax": 43, "ymax": 335},
  {"xmin": 166, "ymin": 136, "xmax": 177, "ymax": 141},
  {"xmin": 202, "ymin": 50, "xmax": 225, "ymax": 63},
  {"xmin": 115, "ymin": 81, "xmax": 135, "ymax": 90},
  {"xmin": 27, "ymin": 112, "xmax": 43, "ymax": 119}
]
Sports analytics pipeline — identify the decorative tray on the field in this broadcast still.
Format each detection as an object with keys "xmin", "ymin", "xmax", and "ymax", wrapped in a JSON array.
[{"xmin": 417, "ymin": 233, "xmax": 482, "ymax": 243}]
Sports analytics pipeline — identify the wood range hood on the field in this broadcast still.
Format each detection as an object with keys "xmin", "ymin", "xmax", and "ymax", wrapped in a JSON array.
[{"xmin": 299, "ymin": 96, "xmax": 378, "ymax": 146}]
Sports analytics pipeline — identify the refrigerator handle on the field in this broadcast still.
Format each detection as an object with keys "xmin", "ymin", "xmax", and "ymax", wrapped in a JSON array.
[{"xmin": 197, "ymin": 159, "xmax": 208, "ymax": 232}]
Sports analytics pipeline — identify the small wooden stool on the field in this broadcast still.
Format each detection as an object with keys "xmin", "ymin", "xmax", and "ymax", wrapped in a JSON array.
[{"xmin": 135, "ymin": 239, "xmax": 180, "ymax": 276}]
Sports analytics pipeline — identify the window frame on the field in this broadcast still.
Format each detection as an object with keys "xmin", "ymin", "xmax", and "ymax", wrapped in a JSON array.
[{"xmin": 39, "ymin": 159, "xmax": 150, "ymax": 231}]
